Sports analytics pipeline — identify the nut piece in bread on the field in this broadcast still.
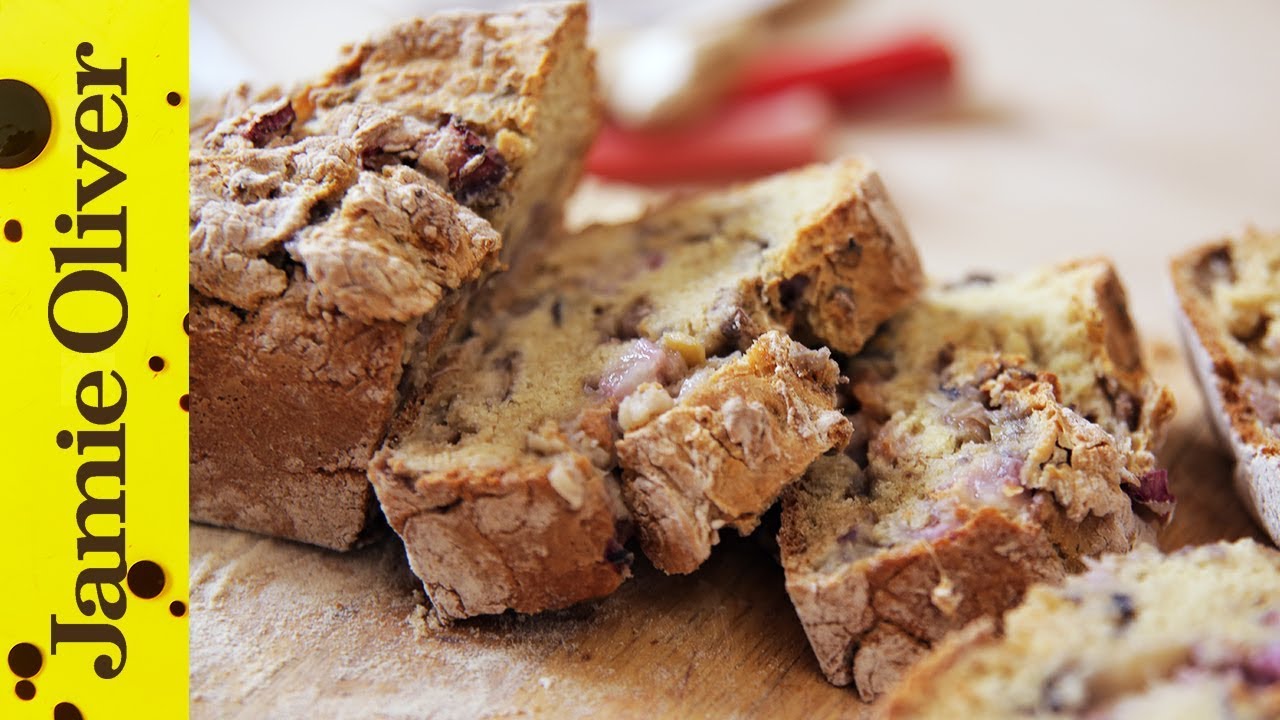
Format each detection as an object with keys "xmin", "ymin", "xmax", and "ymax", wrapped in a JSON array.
[
  {"xmin": 189, "ymin": 2, "xmax": 598, "ymax": 549},
  {"xmin": 371, "ymin": 157, "xmax": 924, "ymax": 619},
  {"xmin": 1171, "ymin": 229, "xmax": 1280, "ymax": 545},
  {"xmin": 881, "ymin": 540, "xmax": 1280, "ymax": 719},
  {"xmin": 780, "ymin": 260, "xmax": 1176, "ymax": 699}
]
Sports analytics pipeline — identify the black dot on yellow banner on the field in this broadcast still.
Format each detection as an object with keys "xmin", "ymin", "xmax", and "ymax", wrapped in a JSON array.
[
  {"xmin": 166, "ymin": 91, "xmax": 182, "ymax": 107},
  {"xmin": 149, "ymin": 355, "xmax": 166, "ymax": 372},
  {"xmin": 54, "ymin": 701, "xmax": 83, "ymax": 720},
  {"xmin": 7, "ymin": 642, "xmax": 41, "ymax": 677},
  {"xmin": 169, "ymin": 600, "xmax": 187, "ymax": 617},
  {"xmin": 54, "ymin": 214, "xmax": 72, "ymax": 233},
  {"xmin": 4, "ymin": 219, "xmax": 21, "ymax": 242},
  {"xmin": 0, "ymin": 79, "xmax": 51, "ymax": 169},
  {"xmin": 182, "ymin": 313, "xmax": 189, "ymax": 335},
  {"xmin": 14, "ymin": 680, "xmax": 34, "ymax": 700},
  {"xmin": 126, "ymin": 560, "xmax": 165, "ymax": 599},
  {"xmin": 180, "ymin": 394, "xmax": 189, "ymax": 412},
  {"xmin": 56, "ymin": 430, "xmax": 73, "ymax": 449}
]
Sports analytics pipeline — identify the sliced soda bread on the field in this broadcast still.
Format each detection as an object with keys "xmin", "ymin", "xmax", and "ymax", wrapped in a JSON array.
[
  {"xmin": 370, "ymin": 157, "xmax": 924, "ymax": 620},
  {"xmin": 1172, "ymin": 229, "xmax": 1280, "ymax": 545},
  {"xmin": 190, "ymin": 2, "xmax": 598, "ymax": 549},
  {"xmin": 882, "ymin": 540, "xmax": 1280, "ymax": 719},
  {"xmin": 779, "ymin": 260, "xmax": 1176, "ymax": 699}
]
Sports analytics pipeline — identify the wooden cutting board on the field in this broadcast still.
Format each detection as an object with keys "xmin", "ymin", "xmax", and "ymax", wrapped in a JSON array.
[{"xmin": 189, "ymin": 326, "xmax": 1270, "ymax": 720}]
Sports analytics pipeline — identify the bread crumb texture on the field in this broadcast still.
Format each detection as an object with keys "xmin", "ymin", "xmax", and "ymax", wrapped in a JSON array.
[
  {"xmin": 882, "ymin": 540, "xmax": 1280, "ymax": 719},
  {"xmin": 371, "ymin": 157, "xmax": 924, "ymax": 619},
  {"xmin": 780, "ymin": 259, "xmax": 1176, "ymax": 699}
]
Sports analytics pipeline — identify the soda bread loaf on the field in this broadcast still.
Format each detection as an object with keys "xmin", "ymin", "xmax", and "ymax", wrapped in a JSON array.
[
  {"xmin": 882, "ymin": 540, "xmax": 1280, "ymax": 719},
  {"xmin": 189, "ymin": 2, "xmax": 598, "ymax": 549},
  {"xmin": 1172, "ymin": 230, "xmax": 1280, "ymax": 545},
  {"xmin": 370, "ymin": 157, "xmax": 924, "ymax": 620},
  {"xmin": 779, "ymin": 260, "xmax": 1176, "ymax": 699}
]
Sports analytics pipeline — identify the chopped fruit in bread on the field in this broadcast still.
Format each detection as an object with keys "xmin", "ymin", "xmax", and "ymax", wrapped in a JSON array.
[
  {"xmin": 370, "ymin": 157, "xmax": 924, "ymax": 620},
  {"xmin": 780, "ymin": 260, "xmax": 1176, "ymax": 699}
]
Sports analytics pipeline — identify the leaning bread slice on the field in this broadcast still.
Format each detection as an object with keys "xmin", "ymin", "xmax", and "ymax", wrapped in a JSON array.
[
  {"xmin": 1172, "ymin": 230, "xmax": 1280, "ymax": 545},
  {"xmin": 780, "ymin": 260, "xmax": 1176, "ymax": 699},
  {"xmin": 189, "ymin": 2, "xmax": 598, "ymax": 549},
  {"xmin": 882, "ymin": 539, "xmax": 1280, "ymax": 719},
  {"xmin": 370, "ymin": 157, "xmax": 924, "ymax": 620}
]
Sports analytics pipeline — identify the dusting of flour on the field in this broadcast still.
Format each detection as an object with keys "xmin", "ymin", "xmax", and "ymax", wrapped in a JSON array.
[{"xmin": 191, "ymin": 525, "xmax": 620, "ymax": 719}]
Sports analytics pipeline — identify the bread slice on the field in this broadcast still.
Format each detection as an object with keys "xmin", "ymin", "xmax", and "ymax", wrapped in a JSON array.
[
  {"xmin": 1171, "ymin": 230, "xmax": 1280, "ymax": 545},
  {"xmin": 881, "ymin": 539, "xmax": 1280, "ymax": 719},
  {"xmin": 189, "ymin": 2, "xmax": 598, "ymax": 549},
  {"xmin": 779, "ymin": 260, "xmax": 1177, "ymax": 699},
  {"xmin": 370, "ymin": 157, "xmax": 924, "ymax": 620}
]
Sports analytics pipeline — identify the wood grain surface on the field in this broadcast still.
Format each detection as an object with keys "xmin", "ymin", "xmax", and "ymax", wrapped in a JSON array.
[{"xmin": 189, "ymin": 1, "xmax": 1280, "ymax": 718}]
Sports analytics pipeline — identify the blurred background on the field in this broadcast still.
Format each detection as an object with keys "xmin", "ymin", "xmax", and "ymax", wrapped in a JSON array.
[{"xmin": 193, "ymin": 0, "xmax": 1280, "ymax": 344}]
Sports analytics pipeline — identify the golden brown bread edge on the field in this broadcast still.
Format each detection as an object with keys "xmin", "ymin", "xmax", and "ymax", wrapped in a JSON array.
[
  {"xmin": 189, "ymin": 2, "xmax": 598, "ymax": 550},
  {"xmin": 1171, "ymin": 235, "xmax": 1280, "ymax": 545}
]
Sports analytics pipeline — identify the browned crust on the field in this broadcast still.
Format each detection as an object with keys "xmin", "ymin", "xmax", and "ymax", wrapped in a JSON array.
[
  {"xmin": 189, "ymin": 3, "xmax": 598, "ymax": 549},
  {"xmin": 370, "ymin": 452, "xmax": 627, "ymax": 621},
  {"xmin": 618, "ymin": 332, "xmax": 852, "ymax": 573},
  {"xmin": 1171, "ymin": 238, "xmax": 1280, "ymax": 543},
  {"xmin": 766, "ymin": 171, "xmax": 924, "ymax": 356},
  {"xmin": 307, "ymin": 1, "xmax": 600, "ymax": 264},
  {"xmin": 780, "ymin": 507, "xmax": 1066, "ymax": 700},
  {"xmin": 190, "ymin": 285, "xmax": 401, "ymax": 550}
]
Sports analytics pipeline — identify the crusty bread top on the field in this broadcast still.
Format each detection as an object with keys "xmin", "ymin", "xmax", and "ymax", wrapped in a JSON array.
[
  {"xmin": 305, "ymin": 1, "xmax": 599, "ymax": 253},
  {"xmin": 311, "ymin": 2, "xmax": 590, "ymax": 150},
  {"xmin": 1172, "ymin": 229, "xmax": 1280, "ymax": 452},
  {"xmin": 882, "ymin": 540, "xmax": 1280, "ymax": 719},
  {"xmin": 384, "ymin": 158, "xmax": 918, "ymax": 476},
  {"xmin": 189, "ymin": 2, "xmax": 594, "ymax": 321}
]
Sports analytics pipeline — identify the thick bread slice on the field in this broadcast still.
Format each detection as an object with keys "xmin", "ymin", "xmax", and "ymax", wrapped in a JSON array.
[
  {"xmin": 1171, "ymin": 230, "xmax": 1280, "ymax": 545},
  {"xmin": 616, "ymin": 333, "xmax": 851, "ymax": 574},
  {"xmin": 371, "ymin": 157, "xmax": 924, "ymax": 620},
  {"xmin": 189, "ymin": 2, "xmax": 598, "ymax": 549},
  {"xmin": 780, "ymin": 260, "xmax": 1176, "ymax": 699},
  {"xmin": 882, "ymin": 540, "xmax": 1280, "ymax": 719}
]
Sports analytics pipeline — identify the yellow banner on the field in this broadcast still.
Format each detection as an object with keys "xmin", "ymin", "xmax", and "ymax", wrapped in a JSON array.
[{"xmin": 0, "ymin": 1, "xmax": 189, "ymax": 718}]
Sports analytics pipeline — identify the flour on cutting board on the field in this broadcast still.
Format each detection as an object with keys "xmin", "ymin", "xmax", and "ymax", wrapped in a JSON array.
[{"xmin": 190, "ymin": 525, "xmax": 636, "ymax": 719}]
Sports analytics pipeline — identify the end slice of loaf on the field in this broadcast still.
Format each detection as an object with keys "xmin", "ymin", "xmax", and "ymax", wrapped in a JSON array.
[
  {"xmin": 189, "ymin": 2, "xmax": 598, "ymax": 549},
  {"xmin": 1172, "ymin": 229, "xmax": 1280, "ymax": 545},
  {"xmin": 881, "ymin": 539, "xmax": 1280, "ymax": 719},
  {"xmin": 371, "ymin": 157, "xmax": 924, "ymax": 620},
  {"xmin": 779, "ymin": 260, "xmax": 1176, "ymax": 699}
]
